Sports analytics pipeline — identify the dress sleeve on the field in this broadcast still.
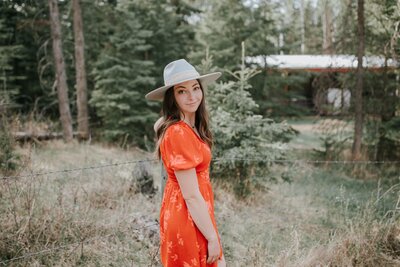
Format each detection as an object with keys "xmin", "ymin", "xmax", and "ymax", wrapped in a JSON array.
[{"xmin": 161, "ymin": 124, "xmax": 203, "ymax": 171}]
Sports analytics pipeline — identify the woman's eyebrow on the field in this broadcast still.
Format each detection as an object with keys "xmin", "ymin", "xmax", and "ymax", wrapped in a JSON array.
[{"xmin": 175, "ymin": 83, "xmax": 199, "ymax": 90}]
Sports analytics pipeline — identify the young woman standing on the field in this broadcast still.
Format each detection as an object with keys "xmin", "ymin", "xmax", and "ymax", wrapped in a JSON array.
[{"xmin": 146, "ymin": 59, "xmax": 226, "ymax": 267}]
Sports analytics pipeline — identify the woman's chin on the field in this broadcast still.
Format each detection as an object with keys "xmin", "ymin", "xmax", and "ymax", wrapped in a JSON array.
[{"xmin": 183, "ymin": 106, "xmax": 199, "ymax": 113}]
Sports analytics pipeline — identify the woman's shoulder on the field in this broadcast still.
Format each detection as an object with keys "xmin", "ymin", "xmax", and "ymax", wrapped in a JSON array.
[{"xmin": 164, "ymin": 121, "xmax": 188, "ymax": 138}]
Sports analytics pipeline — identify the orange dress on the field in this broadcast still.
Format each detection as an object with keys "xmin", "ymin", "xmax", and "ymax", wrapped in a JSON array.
[{"xmin": 159, "ymin": 121, "xmax": 222, "ymax": 267}]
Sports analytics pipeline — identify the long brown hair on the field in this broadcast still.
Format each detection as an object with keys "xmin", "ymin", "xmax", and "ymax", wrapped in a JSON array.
[{"xmin": 155, "ymin": 80, "xmax": 213, "ymax": 159}]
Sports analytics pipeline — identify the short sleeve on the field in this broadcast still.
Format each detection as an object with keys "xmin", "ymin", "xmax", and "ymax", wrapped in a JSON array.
[{"xmin": 161, "ymin": 124, "xmax": 203, "ymax": 171}]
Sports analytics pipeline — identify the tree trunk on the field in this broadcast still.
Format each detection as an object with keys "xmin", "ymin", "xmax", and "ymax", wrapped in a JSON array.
[
  {"xmin": 352, "ymin": 0, "xmax": 364, "ymax": 160},
  {"xmin": 48, "ymin": 0, "xmax": 73, "ymax": 142},
  {"xmin": 300, "ymin": 0, "xmax": 305, "ymax": 54},
  {"xmin": 72, "ymin": 0, "xmax": 89, "ymax": 140},
  {"xmin": 322, "ymin": 0, "xmax": 334, "ymax": 54}
]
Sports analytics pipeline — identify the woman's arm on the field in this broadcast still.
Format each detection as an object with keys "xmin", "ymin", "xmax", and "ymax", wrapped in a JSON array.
[{"xmin": 175, "ymin": 168, "xmax": 221, "ymax": 264}]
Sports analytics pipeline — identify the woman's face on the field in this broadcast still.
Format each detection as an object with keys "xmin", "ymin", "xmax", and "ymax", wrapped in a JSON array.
[{"xmin": 173, "ymin": 79, "xmax": 203, "ymax": 115}]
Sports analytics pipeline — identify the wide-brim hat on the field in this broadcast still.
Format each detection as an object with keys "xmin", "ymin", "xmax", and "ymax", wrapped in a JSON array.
[{"xmin": 145, "ymin": 59, "xmax": 221, "ymax": 101}]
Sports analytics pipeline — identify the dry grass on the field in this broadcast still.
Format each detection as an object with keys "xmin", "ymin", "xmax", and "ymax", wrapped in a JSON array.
[
  {"xmin": 273, "ymin": 195, "xmax": 400, "ymax": 267},
  {"xmin": 290, "ymin": 224, "xmax": 400, "ymax": 267},
  {"xmin": 213, "ymin": 161, "xmax": 399, "ymax": 267},
  {"xmin": 1, "ymin": 140, "xmax": 399, "ymax": 266},
  {"xmin": 1, "ymin": 141, "xmax": 161, "ymax": 266}
]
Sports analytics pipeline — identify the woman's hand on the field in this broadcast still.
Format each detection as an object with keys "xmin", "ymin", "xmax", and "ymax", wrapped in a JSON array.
[
  {"xmin": 217, "ymin": 254, "xmax": 226, "ymax": 267},
  {"xmin": 206, "ymin": 237, "xmax": 221, "ymax": 264}
]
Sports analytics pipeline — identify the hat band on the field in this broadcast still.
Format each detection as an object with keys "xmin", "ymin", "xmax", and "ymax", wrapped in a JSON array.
[{"xmin": 165, "ymin": 70, "xmax": 200, "ymax": 86}]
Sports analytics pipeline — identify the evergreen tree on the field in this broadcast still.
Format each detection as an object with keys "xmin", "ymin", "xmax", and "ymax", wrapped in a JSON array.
[
  {"xmin": 334, "ymin": 0, "xmax": 358, "ymax": 54},
  {"xmin": 351, "ymin": 0, "xmax": 365, "ymax": 160},
  {"xmin": 205, "ymin": 44, "xmax": 296, "ymax": 198},
  {"xmin": 90, "ymin": 0, "xmax": 198, "ymax": 148},
  {"xmin": 0, "ymin": 1, "xmax": 61, "ymax": 116},
  {"xmin": 0, "ymin": 116, "xmax": 20, "ymax": 174},
  {"xmin": 0, "ymin": 16, "xmax": 24, "ymax": 107},
  {"xmin": 303, "ymin": 0, "xmax": 323, "ymax": 53},
  {"xmin": 138, "ymin": 0, "xmax": 198, "ymax": 83},
  {"xmin": 90, "ymin": 1, "xmax": 156, "ymax": 148},
  {"xmin": 0, "ymin": 15, "xmax": 22, "ymax": 173},
  {"xmin": 190, "ymin": 0, "xmax": 263, "ymax": 71}
]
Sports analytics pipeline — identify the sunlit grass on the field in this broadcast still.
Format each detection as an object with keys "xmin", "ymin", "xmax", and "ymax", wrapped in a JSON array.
[{"xmin": 1, "ymin": 135, "xmax": 399, "ymax": 266}]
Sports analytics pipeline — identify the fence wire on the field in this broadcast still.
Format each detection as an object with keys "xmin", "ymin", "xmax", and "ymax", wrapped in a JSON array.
[
  {"xmin": 1, "ymin": 158, "xmax": 158, "ymax": 180},
  {"xmin": 212, "ymin": 157, "xmax": 400, "ymax": 165},
  {"xmin": 1, "ymin": 157, "xmax": 399, "ymax": 181}
]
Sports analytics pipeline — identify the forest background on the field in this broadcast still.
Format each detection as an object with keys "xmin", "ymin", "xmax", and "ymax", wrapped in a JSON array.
[
  {"xmin": 0, "ymin": 0, "xmax": 399, "ymax": 153},
  {"xmin": 0, "ymin": 0, "xmax": 400, "ymax": 266}
]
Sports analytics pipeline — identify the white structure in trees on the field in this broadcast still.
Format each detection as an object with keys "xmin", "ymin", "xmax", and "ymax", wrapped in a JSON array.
[{"xmin": 246, "ymin": 55, "xmax": 398, "ymax": 72}]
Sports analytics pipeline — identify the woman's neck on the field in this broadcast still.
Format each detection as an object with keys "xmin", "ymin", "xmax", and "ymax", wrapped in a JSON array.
[{"xmin": 180, "ymin": 112, "xmax": 196, "ymax": 127}]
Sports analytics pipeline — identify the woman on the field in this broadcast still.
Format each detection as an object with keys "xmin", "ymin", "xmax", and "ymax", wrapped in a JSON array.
[{"xmin": 146, "ymin": 59, "xmax": 226, "ymax": 267}]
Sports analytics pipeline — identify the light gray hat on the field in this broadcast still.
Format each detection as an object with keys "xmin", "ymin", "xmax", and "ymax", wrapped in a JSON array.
[{"xmin": 145, "ymin": 59, "xmax": 221, "ymax": 101}]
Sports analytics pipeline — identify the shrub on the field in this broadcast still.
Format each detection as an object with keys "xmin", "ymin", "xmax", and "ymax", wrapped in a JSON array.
[
  {"xmin": 0, "ymin": 119, "xmax": 19, "ymax": 174},
  {"xmin": 203, "ymin": 45, "xmax": 297, "ymax": 198}
]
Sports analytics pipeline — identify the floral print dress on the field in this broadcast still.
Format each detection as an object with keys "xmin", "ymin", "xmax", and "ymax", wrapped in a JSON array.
[{"xmin": 159, "ymin": 121, "xmax": 222, "ymax": 267}]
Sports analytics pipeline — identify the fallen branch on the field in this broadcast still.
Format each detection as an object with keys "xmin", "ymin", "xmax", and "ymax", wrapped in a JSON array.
[{"xmin": 12, "ymin": 132, "xmax": 79, "ymax": 141}]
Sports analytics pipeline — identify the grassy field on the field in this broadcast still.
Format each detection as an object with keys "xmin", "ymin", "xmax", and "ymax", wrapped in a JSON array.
[{"xmin": 1, "ymin": 118, "xmax": 399, "ymax": 266}]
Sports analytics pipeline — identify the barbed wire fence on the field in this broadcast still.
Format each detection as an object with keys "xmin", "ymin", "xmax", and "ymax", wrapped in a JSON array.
[
  {"xmin": 1, "ymin": 157, "xmax": 399, "ymax": 181},
  {"xmin": 0, "ymin": 158, "xmax": 162, "ymax": 266},
  {"xmin": 1, "ymin": 156, "xmax": 399, "ymax": 265},
  {"xmin": 1, "ymin": 158, "xmax": 158, "ymax": 180}
]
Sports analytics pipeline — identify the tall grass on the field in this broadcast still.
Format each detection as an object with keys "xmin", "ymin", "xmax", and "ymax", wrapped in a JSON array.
[
  {"xmin": 275, "ymin": 183, "xmax": 400, "ymax": 266},
  {"xmin": 214, "ymin": 162, "xmax": 399, "ymax": 267},
  {"xmin": 0, "ymin": 142, "xmax": 160, "ymax": 266},
  {"xmin": 1, "ymin": 141, "xmax": 399, "ymax": 266}
]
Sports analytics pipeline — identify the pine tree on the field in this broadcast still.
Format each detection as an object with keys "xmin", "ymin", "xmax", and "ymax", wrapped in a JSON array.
[
  {"xmin": 362, "ymin": 0, "xmax": 400, "ymax": 161},
  {"xmin": 90, "ymin": 0, "xmax": 198, "ymax": 148},
  {"xmin": 0, "ymin": 18, "xmax": 24, "ymax": 106},
  {"xmin": 190, "ymin": 0, "xmax": 262, "ymax": 70},
  {"xmin": 205, "ymin": 43, "xmax": 296, "ymax": 198},
  {"xmin": 90, "ymin": 2, "xmax": 156, "ymax": 148},
  {"xmin": 138, "ymin": 0, "xmax": 198, "ymax": 83},
  {"xmin": 0, "ymin": 15, "xmax": 21, "ymax": 172}
]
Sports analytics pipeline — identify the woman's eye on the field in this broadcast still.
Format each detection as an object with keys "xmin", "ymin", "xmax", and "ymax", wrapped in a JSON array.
[{"xmin": 178, "ymin": 90, "xmax": 185, "ymax": 94}]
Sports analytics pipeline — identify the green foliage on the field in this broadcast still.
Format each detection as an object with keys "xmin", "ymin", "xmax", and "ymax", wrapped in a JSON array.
[
  {"xmin": 190, "ymin": 0, "xmax": 315, "ymax": 117},
  {"xmin": 89, "ymin": 2, "xmax": 156, "ymax": 148},
  {"xmin": 364, "ymin": 117, "xmax": 400, "ymax": 162},
  {"xmin": 137, "ymin": 0, "xmax": 198, "ymax": 85},
  {"xmin": 355, "ymin": 70, "xmax": 399, "ymax": 161},
  {"xmin": 89, "ymin": 0, "xmax": 197, "ymax": 148},
  {"xmin": 204, "ymin": 46, "xmax": 297, "ymax": 198},
  {"xmin": 249, "ymin": 70, "xmax": 312, "ymax": 117},
  {"xmin": 313, "ymin": 119, "xmax": 353, "ymax": 161},
  {"xmin": 0, "ymin": 0, "xmax": 398, "ymax": 165},
  {"xmin": 0, "ymin": 2, "xmax": 58, "ymax": 116},
  {"xmin": 190, "ymin": 0, "xmax": 277, "ymax": 70},
  {"xmin": 381, "ymin": 117, "xmax": 400, "ymax": 143},
  {"xmin": 0, "ymin": 17, "xmax": 24, "ymax": 107},
  {"xmin": 0, "ymin": 15, "xmax": 21, "ymax": 171},
  {"xmin": 0, "ymin": 119, "xmax": 19, "ymax": 174}
]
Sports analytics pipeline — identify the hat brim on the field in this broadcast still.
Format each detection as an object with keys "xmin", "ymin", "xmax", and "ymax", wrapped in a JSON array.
[{"xmin": 145, "ymin": 72, "xmax": 222, "ymax": 101}]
